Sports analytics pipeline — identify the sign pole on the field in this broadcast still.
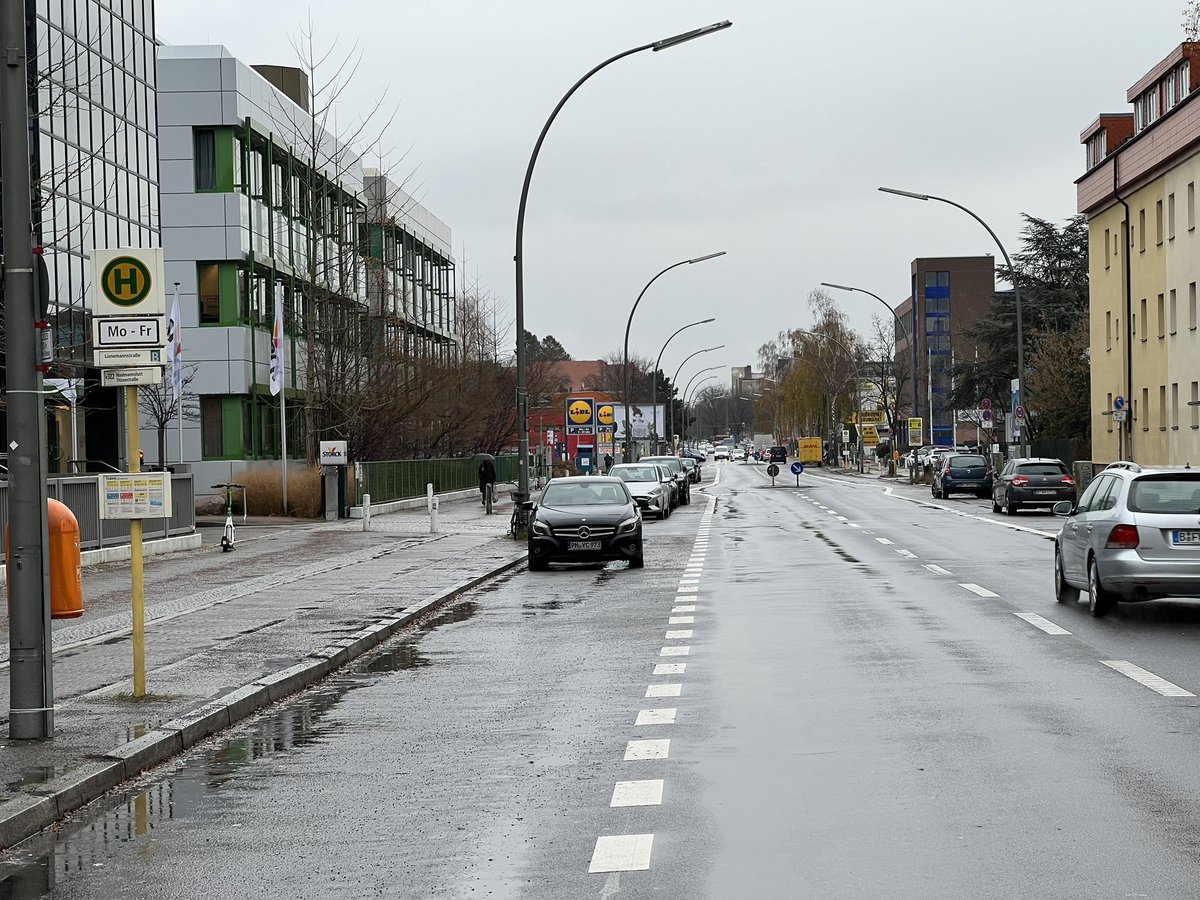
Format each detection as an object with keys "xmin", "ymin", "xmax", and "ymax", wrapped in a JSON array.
[{"xmin": 126, "ymin": 385, "xmax": 146, "ymax": 698}]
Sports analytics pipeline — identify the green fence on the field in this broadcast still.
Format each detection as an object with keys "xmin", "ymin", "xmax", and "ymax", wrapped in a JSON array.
[{"xmin": 355, "ymin": 456, "xmax": 520, "ymax": 505}]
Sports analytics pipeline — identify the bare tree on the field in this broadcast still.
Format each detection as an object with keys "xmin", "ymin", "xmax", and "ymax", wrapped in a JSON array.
[
  {"xmin": 861, "ymin": 315, "xmax": 911, "ymax": 445},
  {"xmin": 1186, "ymin": 0, "xmax": 1200, "ymax": 39},
  {"xmin": 138, "ymin": 366, "xmax": 199, "ymax": 468}
]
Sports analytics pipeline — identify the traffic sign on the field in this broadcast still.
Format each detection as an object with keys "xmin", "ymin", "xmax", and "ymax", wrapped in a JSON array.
[
  {"xmin": 841, "ymin": 429, "xmax": 851, "ymax": 443},
  {"xmin": 93, "ymin": 348, "xmax": 164, "ymax": 368},
  {"xmin": 93, "ymin": 316, "xmax": 163, "ymax": 348},
  {"xmin": 1113, "ymin": 409, "xmax": 1128, "ymax": 423},
  {"xmin": 767, "ymin": 463, "xmax": 780, "ymax": 477},
  {"xmin": 91, "ymin": 248, "xmax": 166, "ymax": 317},
  {"xmin": 981, "ymin": 398, "xmax": 992, "ymax": 411},
  {"xmin": 1015, "ymin": 405, "xmax": 1026, "ymax": 419},
  {"xmin": 861, "ymin": 424, "xmax": 880, "ymax": 447},
  {"xmin": 908, "ymin": 417, "xmax": 923, "ymax": 445},
  {"xmin": 101, "ymin": 367, "xmax": 163, "ymax": 387},
  {"xmin": 1114, "ymin": 395, "xmax": 1126, "ymax": 410},
  {"xmin": 982, "ymin": 409, "xmax": 992, "ymax": 422},
  {"xmin": 790, "ymin": 461, "xmax": 804, "ymax": 476}
]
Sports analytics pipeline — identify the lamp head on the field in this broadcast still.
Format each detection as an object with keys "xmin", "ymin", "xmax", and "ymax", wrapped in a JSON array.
[
  {"xmin": 688, "ymin": 251, "xmax": 727, "ymax": 264},
  {"xmin": 878, "ymin": 186, "xmax": 930, "ymax": 201},
  {"xmin": 820, "ymin": 282, "xmax": 856, "ymax": 293},
  {"xmin": 653, "ymin": 21, "xmax": 733, "ymax": 51}
]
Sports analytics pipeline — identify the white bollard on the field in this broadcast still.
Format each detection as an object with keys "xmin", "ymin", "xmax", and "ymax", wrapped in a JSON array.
[
  {"xmin": 362, "ymin": 493, "xmax": 371, "ymax": 532},
  {"xmin": 427, "ymin": 482, "xmax": 434, "ymax": 514},
  {"xmin": 430, "ymin": 495, "xmax": 440, "ymax": 533}
]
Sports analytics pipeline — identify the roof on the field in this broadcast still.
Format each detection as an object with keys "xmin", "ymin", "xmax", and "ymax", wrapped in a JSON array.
[{"xmin": 552, "ymin": 360, "xmax": 609, "ymax": 392}]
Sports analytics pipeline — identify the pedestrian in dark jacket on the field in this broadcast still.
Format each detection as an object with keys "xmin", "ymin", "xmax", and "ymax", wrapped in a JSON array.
[{"xmin": 603, "ymin": 453, "xmax": 614, "ymax": 474}]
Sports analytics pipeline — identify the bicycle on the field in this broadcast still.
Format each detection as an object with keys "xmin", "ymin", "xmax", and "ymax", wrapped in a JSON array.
[{"xmin": 211, "ymin": 482, "xmax": 247, "ymax": 552}]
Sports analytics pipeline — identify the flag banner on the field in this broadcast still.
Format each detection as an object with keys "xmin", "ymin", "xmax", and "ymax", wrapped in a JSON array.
[
  {"xmin": 166, "ymin": 287, "xmax": 183, "ymax": 399},
  {"xmin": 270, "ymin": 294, "xmax": 285, "ymax": 396}
]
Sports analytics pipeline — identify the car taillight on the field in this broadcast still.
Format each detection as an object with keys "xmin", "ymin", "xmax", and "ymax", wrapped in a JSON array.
[
  {"xmin": 1060, "ymin": 475, "xmax": 1075, "ymax": 486},
  {"xmin": 1105, "ymin": 524, "xmax": 1139, "ymax": 549},
  {"xmin": 1011, "ymin": 476, "xmax": 1030, "ymax": 486}
]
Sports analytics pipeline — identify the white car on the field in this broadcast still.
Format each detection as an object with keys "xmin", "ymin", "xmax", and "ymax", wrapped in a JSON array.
[
  {"xmin": 714, "ymin": 446, "xmax": 730, "ymax": 460},
  {"xmin": 731, "ymin": 448, "xmax": 746, "ymax": 460}
]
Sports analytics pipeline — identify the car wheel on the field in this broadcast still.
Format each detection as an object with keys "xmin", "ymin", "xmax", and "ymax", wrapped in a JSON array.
[
  {"xmin": 1005, "ymin": 496, "xmax": 1020, "ymax": 516},
  {"xmin": 1088, "ymin": 557, "xmax": 1117, "ymax": 617},
  {"xmin": 528, "ymin": 553, "xmax": 549, "ymax": 572},
  {"xmin": 629, "ymin": 540, "xmax": 645, "ymax": 569},
  {"xmin": 682, "ymin": 488, "xmax": 691, "ymax": 506},
  {"xmin": 1054, "ymin": 547, "xmax": 1079, "ymax": 605},
  {"xmin": 992, "ymin": 496, "xmax": 1001, "ymax": 513}
]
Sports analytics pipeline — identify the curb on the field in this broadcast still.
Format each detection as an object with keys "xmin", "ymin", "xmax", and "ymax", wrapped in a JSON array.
[
  {"xmin": 0, "ymin": 547, "xmax": 529, "ymax": 852},
  {"xmin": 0, "ymin": 533, "xmax": 204, "ymax": 587}
]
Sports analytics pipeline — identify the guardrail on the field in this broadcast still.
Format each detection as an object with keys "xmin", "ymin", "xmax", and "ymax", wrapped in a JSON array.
[{"xmin": 355, "ymin": 456, "xmax": 520, "ymax": 505}]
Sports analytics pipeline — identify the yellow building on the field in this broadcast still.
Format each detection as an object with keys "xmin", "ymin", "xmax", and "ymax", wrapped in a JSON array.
[{"xmin": 1078, "ymin": 43, "xmax": 1200, "ymax": 465}]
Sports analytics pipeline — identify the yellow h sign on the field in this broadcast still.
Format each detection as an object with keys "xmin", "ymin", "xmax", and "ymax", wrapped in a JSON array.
[{"xmin": 101, "ymin": 256, "xmax": 153, "ymax": 307}]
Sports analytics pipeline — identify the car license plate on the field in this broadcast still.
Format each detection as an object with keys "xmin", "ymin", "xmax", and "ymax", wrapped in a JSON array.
[
  {"xmin": 1172, "ymin": 531, "xmax": 1200, "ymax": 545},
  {"xmin": 1035, "ymin": 490, "xmax": 1055, "ymax": 495},
  {"xmin": 569, "ymin": 541, "xmax": 602, "ymax": 551}
]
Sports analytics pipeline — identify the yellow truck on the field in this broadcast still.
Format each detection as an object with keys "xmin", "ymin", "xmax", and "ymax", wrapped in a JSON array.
[{"xmin": 798, "ymin": 437, "xmax": 823, "ymax": 466}]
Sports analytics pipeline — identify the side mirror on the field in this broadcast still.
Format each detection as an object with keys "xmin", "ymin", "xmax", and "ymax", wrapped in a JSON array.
[{"xmin": 1052, "ymin": 500, "xmax": 1074, "ymax": 517}]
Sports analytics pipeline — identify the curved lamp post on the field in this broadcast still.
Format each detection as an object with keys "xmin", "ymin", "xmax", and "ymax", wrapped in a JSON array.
[
  {"xmin": 681, "ymin": 365, "xmax": 723, "ymax": 444},
  {"xmin": 877, "ymin": 186, "xmax": 1025, "ymax": 455},
  {"xmin": 622, "ymin": 253, "xmax": 725, "ymax": 461},
  {"xmin": 821, "ymin": 281, "xmax": 916, "ymax": 447},
  {"xmin": 685, "ymin": 374, "xmax": 720, "ymax": 443},
  {"xmin": 512, "ymin": 21, "xmax": 733, "ymax": 503},
  {"xmin": 669, "ymin": 345, "xmax": 724, "ymax": 448},
  {"xmin": 650, "ymin": 317, "xmax": 715, "ymax": 452}
]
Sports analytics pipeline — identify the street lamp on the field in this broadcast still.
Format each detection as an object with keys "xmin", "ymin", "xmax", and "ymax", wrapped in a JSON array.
[
  {"xmin": 685, "ymin": 374, "xmax": 719, "ymax": 443},
  {"xmin": 681, "ymin": 365, "xmax": 723, "ymax": 443},
  {"xmin": 669, "ymin": 345, "xmax": 724, "ymax": 448},
  {"xmin": 650, "ymin": 317, "xmax": 715, "ymax": 452},
  {"xmin": 821, "ymin": 281, "xmax": 915, "ymax": 449},
  {"xmin": 512, "ymin": 21, "xmax": 733, "ymax": 505},
  {"xmin": 877, "ymin": 186, "xmax": 1025, "ymax": 455},
  {"xmin": 623, "ymin": 252, "xmax": 725, "ymax": 461}
]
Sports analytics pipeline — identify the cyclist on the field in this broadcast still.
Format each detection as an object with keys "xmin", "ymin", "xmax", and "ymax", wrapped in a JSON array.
[{"xmin": 478, "ymin": 456, "xmax": 497, "ymax": 507}]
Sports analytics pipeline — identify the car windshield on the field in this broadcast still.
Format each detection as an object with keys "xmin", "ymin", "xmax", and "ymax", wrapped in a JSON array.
[
  {"xmin": 644, "ymin": 458, "xmax": 680, "ymax": 472},
  {"xmin": 612, "ymin": 467, "xmax": 658, "ymax": 483},
  {"xmin": 541, "ymin": 482, "xmax": 629, "ymax": 507},
  {"xmin": 949, "ymin": 455, "xmax": 987, "ymax": 467},
  {"xmin": 1127, "ymin": 474, "xmax": 1200, "ymax": 513},
  {"xmin": 1017, "ymin": 463, "xmax": 1067, "ymax": 476}
]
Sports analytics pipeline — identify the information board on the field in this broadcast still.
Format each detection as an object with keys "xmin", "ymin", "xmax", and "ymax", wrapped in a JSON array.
[{"xmin": 99, "ymin": 473, "xmax": 173, "ymax": 520}]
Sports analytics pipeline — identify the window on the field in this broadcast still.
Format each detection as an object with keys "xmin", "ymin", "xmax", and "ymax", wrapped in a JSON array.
[
  {"xmin": 193, "ymin": 128, "xmax": 216, "ymax": 191},
  {"xmin": 1192, "ymin": 282, "xmax": 1198, "ymax": 330},
  {"xmin": 1158, "ymin": 293, "xmax": 1165, "ymax": 338},
  {"xmin": 1106, "ymin": 310, "xmax": 1113, "ymax": 350},
  {"xmin": 1169, "ymin": 193, "xmax": 1176, "ymax": 239},
  {"xmin": 1183, "ymin": 62, "xmax": 1192, "ymax": 100},
  {"xmin": 201, "ymin": 397, "xmax": 223, "ymax": 458},
  {"xmin": 1157, "ymin": 200, "xmax": 1164, "ymax": 245},
  {"xmin": 1107, "ymin": 392, "xmax": 1114, "ymax": 432},
  {"xmin": 1193, "ymin": 382, "xmax": 1199, "ymax": 428},
  {"xmin": 1142, "ymin": 387, "xmax": 1150, "ymax": 430},
  {"xmin": 1140, "ymin": 297, "xmax": 1147, "ymax": 339},
  {"xmin": 1077, "ymin": 474, "xmax": 1114, "ymax": 514},
  {"xmin": 1168, "ymin": 71, "xmax": 1178, "ymax": 109},
  {"xmin": 1139, "ymin": 208, "xmax": 1146, "ymax": 251},
  {"xmin": 1160, "ymin": 384, "xmax": 1168, "ymax": 430},
  {"xmin": 1189, "ymin": 182, "xmax": 1196, "ymax": 230},
  {"xmin": 1104, "ymin": 228, "xmax": 1111, "ymax": 268},
  {"xmin": 198, "ymin": 263, "xmax": 220, "ymax": 323},
  {"xmin": 1171, "ymin": 289, "xmax": 1178, "ymax": 334},
  {"xmin": 1172, "ymin": 383, "xmax": 1180, "ymax": 429}
]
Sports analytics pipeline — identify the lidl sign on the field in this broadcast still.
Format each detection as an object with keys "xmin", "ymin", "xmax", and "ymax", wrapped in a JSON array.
[
  {"xmin": 596, "ymin": 403, "xmax": 616, "ymax": 433},
  {"xmin": 91, "ymin": 248, "xmax": 166, "ymax": 317},
  {"xmin": 565, "ymin": 396, "xmax": 595, "ymax": 436}
]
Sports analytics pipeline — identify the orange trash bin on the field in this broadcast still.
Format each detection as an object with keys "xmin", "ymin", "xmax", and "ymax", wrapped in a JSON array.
[{"xmin": 5, "ymin": 499, "xmax": 84, "ymax": 619}]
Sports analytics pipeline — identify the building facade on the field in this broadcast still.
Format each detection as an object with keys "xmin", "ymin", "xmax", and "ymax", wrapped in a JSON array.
[
  {"xmin": 895, "ymin": 256, "xmax": 996, "ymax": 447},
  {"xmin": 1077, "ymin": 42, "xmax": 1200, "ymax": 466},
  {"xmin": 155, "ymin": 46, "xmax": 455, "ymax": 492},
  {"xmin": 31, "ymin": 0, "xmax": 160, "ymax": 468}
]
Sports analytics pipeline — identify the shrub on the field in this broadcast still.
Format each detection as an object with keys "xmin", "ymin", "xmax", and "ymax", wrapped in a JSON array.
[{"xmin": 233, "ymin": 466, "xmax": 323, "ymax": 518}]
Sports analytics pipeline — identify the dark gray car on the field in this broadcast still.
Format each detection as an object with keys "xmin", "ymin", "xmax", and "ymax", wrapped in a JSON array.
[
  {"xmin": 527, "ymin": 476, "xmax": 643, "ymax": 570},
  {"xmin": 993, "ymin": 457, "xmax": 1075, "ymax": 515}
]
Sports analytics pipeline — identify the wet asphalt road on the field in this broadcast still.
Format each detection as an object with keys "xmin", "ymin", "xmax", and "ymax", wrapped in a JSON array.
[{"xmin": 9, "ymin": 462, "xmax": 1200, "ymax": 897}]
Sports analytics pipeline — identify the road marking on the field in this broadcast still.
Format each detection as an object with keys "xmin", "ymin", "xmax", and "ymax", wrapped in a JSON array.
[
  {"xmin": 923, "ymin": 564, "xmax": 953, "ymax": 576},
  {"xmin": 665, "ymin": 629, "xmax": 693, "ymax": 639},
  {"xmin": 894, "ymin": 549, "xmax": 918, "ymax": 559},
  {"xmin": 660, "ymin": 646, "xmax": 690, "ymax": 657},
  {"xmin": 625, "ymin": 739, "xmax": 671, "ymax": 760},
  {"xmin": 610, "ymin": 780, "xmax": 664, "ymax": 808},
  {"xmin": 668, "ymin": 616, "xmax": 694, "ymax": 624},
  {"xmin": 1102, "ymin": 660, "xmax": 1196, "ymax": 697},
  {"xmin": 653, "ymin": 663, "xmax": 686, "ymax": 675},
  {"xmin": 848, "ymin": 523, "xmax": 861, "ymax": 528},
  {"xmin": 635, "ymin": 708, "xmax": 677, "ymax": 726},
  {"xmin": 959, "ymin": 583, "xmax": 1000, "ymax": 598},
  {"xmin": 588, "ymin": 834, "xmax": 654, "ymax": 873},
  {"xmin": 827, "ymin": 510, "xmax": 839, "ymax": 516},
  {"xmin": 679, "ymin": 575, "xmax": 701, "ymax": 583},
  {"xmin": 672, "ymin": 605, "xmax": 696, "ymax": 613},
  {"xmin": 677, "ymin": 585, "xmax": 699, "ymax": 593},
  {"xmin": 875, "ymin": 537, "xmax": 894, "ymax": 545},
  {"xmin": 1014, "ymin": 613, "xmax": 1072, "ymax": 635},
  {"xmin": 646, "ymin": 683, "xmax": 682, "ymax": 698}
]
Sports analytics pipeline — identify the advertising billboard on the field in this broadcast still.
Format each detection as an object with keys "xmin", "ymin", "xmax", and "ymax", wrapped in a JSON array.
[{"xmin": 610, "ymin": 404, "xmax": 666, "ymax": 441}]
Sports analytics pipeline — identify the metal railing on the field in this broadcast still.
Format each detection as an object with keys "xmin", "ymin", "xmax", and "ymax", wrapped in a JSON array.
[
  {"xmin": 355, "ymin": 456, "xmax": 520, "ymax": 505},
  {"xmin": 31, "ymin": 473, "xmax": 196, "ymax": 550}
]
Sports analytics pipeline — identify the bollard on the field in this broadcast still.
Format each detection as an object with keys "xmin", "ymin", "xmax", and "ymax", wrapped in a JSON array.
[
  {"xmin": 426, "ymin": 482, "xmax": 434, "ymax": 514},
  {"xmin": 430, "ymin": 496, "xmax": 440, "ymax": 534},
  {"xmin": 362, "ymin": 493, "xmax": 371, "ymax": 532}
]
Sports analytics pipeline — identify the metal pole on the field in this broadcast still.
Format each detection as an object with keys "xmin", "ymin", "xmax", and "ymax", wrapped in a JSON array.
[
  {"xmin": 651, "ymin": 317, "xmax": 714, "ymax": 453},
  {"xmin": 126, "ymin": 386, "xmax": 146, "ymax": 697},
  {"xmin": 670, "ymin": 345, "xmax": 724, "ymax": 453},
  {"xmin": 4, "ymin": 0, "xmax": 53, "ymax": 739}
]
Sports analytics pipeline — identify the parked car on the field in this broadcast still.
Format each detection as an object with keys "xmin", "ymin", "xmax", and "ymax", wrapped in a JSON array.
[
  {"xmin": 641, "ymin": 456, "xmax": 692, "ymax": 505},
  {"xmin": 992, "ymin": 458, "xmax": 1075, "ymax": 515},
  {"xmin": 610, "ymin": 463, "xmax": 672, "ymax": 519},
  {"xmin": 679, "ymin": 456, "xmax": 701, "ymax": 483},
  {"xmin": 527, "ymin": 476, "xmax": 644, "ymax": 570},
  {"xmin": 714, "ymin": 446, "xmax": 730, "ymax": 460},
  {"xmin": 1053, "ymin": 461, "xmax": 1200, "ymax": 616},
  {"xmin": 931, "ymin": 452, "xmax": 993, "ymax": 499}
]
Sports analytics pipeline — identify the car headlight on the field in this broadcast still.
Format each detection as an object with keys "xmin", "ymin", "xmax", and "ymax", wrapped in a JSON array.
[
  {"xmin": 617, "ymin": 516, "xmax": 639, "ymax": 534},
  {"xmin": 531, "ymin": 520, "xmax": 551, "ymax": 536}
]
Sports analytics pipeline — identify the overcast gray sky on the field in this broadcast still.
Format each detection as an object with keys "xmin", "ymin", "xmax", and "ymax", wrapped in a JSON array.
[{"xmin": 158, "ymin": 0, "xmax": 1180, "ymax": 381}]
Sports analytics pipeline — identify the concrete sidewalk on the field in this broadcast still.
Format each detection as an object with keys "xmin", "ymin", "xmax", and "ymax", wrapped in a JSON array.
[{"xmin": 0, "ymin": 493, "xmax": 526, "ymax": 851}]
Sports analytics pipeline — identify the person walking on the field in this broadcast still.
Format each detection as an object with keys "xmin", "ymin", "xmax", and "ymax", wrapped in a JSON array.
[
  {"xmin": 603, "ymin": 452, "xmax": 614, "ymax": 474},
  {"xmin": 478, "ymin": 456, "xmax": 497, "ymax": 506}
]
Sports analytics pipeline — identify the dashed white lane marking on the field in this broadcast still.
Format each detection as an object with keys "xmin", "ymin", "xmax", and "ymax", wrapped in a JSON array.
[
  {"xmin": 659, "ymin": 646, "xmax": 690, "ymax": 657},
  {"xmin": 610, "ymin": 780, "xmax": 664, "ymax": 808},
  {"xmin": 923, "ymin": 564, "xmax": 954, "ymax": 576},
  {"xmin": 1102, "ymin": 660, "xmax": 1196, "ymax": 697},
  {"xmin": 653, "ymin": 663, "xmax": 686, "ymax": 675},
  {"xmin": 625, "ymin": 739, "xmax": 671, "ymax": 760},
  {"xmin": 827, "ymin": 510, "xmax": 839, "ymax": 516},
  {"xmin": 848, "ymin": 523, "xmax": 861, "ymax": 528},
  {"xmin": 959, "ymin": 583, "xmax": 1000, "ymax": 598},
  {"xmin": 635, "ymin": 708, "xmax": 677, "ymax": 726},
  {"xmin": 677, "ymin": 585, "xmax": 699, "ymax": 593},
  {"xmin": 665, "ymin": 629, "xmax": 693, "ymax": 639},
  {"xmin": 1014, "ymin": 613, "xmax": 1072, "ymax": 635},
  {"xmin": 589, "ymin": 834, "xmax": 654, "ymax": 873},
  {"xmin": 894, "ymin": 549, "xmax": 918, "ymax": 559},
  {"xmin": 672, "ymin": 605, "xmax": 696, "ymax": 613},
  {"xmin": 668, "ymin": 616, "xmax": 694, "ymax": 624},
  {"xmin": 646, "ymin": 683, "xmax": 682, "ymax": 698},
  {"xmin": 875, "ymin": 537, "xmax": 894, "ymax": 545}
]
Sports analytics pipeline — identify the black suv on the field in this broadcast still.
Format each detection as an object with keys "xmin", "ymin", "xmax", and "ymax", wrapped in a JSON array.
[{"xmin": 768, "ymin": 446, "xmax": 788, "ymax": 463}]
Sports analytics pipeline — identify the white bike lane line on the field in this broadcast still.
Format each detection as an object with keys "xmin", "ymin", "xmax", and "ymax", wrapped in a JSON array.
[{"xmin": 587, "ymin": 492, "xmax": 716, "ymax": 876}]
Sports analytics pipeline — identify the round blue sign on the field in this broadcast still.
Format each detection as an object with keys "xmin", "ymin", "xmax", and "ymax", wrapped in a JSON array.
[{"xmin": 790, "ymin": 461, "xmax": 804, "ymax": 475}]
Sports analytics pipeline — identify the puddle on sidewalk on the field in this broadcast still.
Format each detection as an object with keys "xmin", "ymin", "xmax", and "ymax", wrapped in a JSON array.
[{"xmin": 0, "ymin": 596, "xmax": 480, "ymax": 898}]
